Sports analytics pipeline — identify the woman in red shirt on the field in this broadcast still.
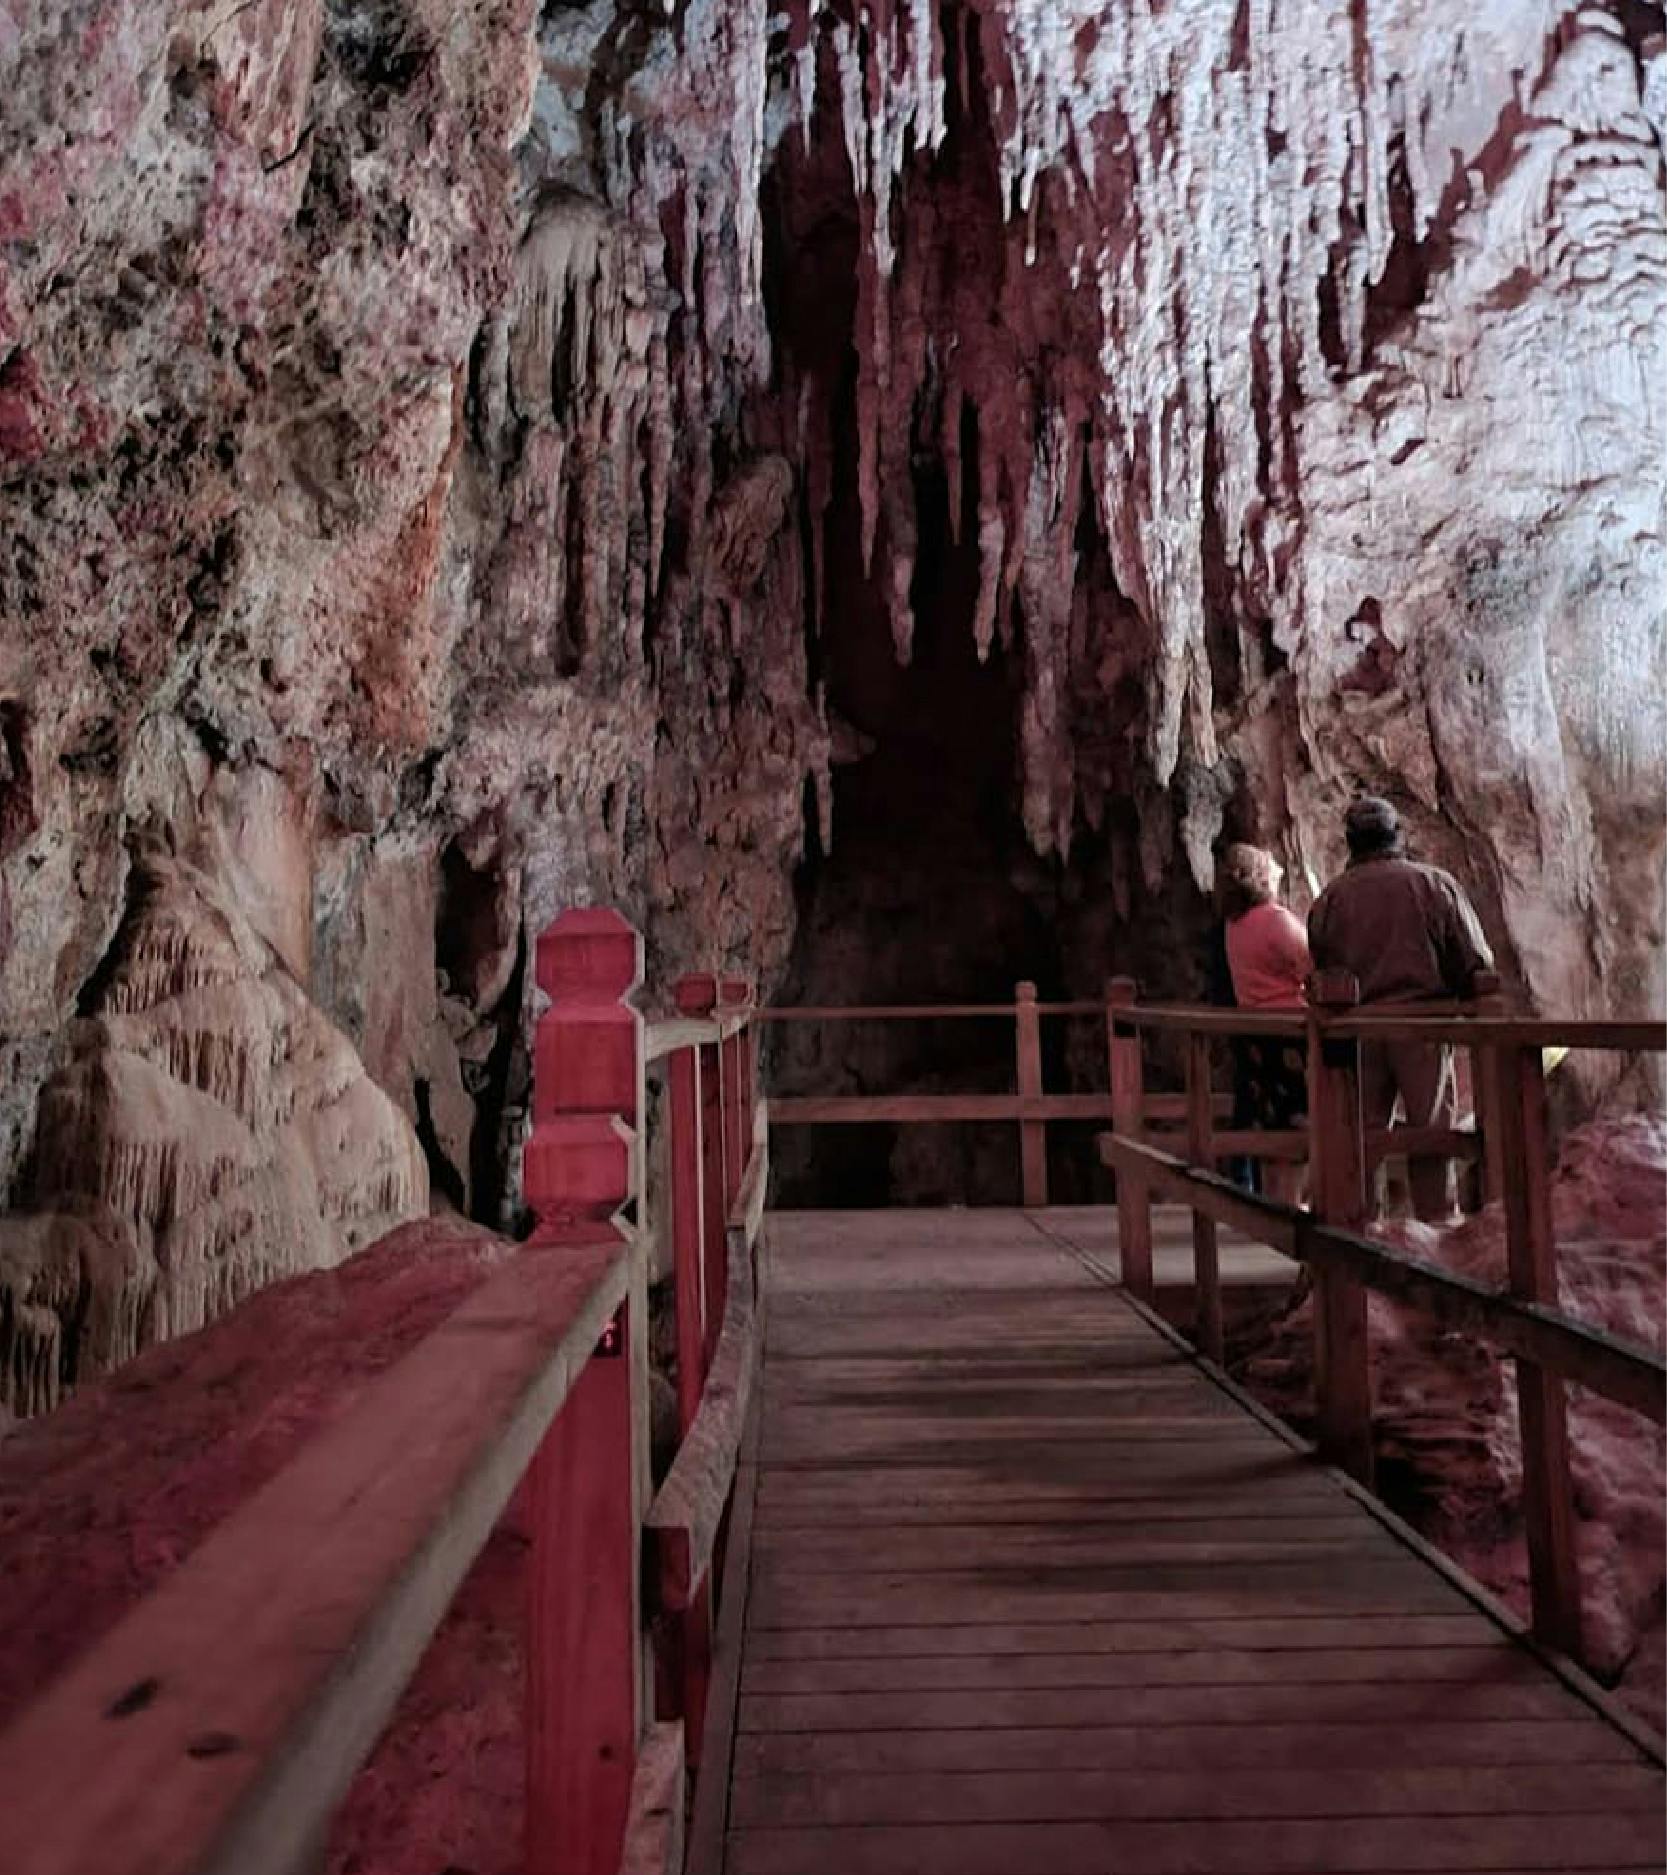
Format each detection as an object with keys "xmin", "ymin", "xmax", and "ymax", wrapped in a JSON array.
[{"xmin": 1215, "ymin": 845, "xmax": 1311, "ymax": 1203}]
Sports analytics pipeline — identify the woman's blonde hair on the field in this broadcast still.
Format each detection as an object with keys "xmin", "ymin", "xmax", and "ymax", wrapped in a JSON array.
[{"xmin": 1214, "ymin": 843, "xmax": 1282, "ymax": 921}]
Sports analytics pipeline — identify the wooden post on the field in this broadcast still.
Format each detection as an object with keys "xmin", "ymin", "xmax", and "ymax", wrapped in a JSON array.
[
  {"xmin": 522, "ymin": 908, "xmax": 647, "ymax": 1875},
  {"xmin": 667, "ymin": 1042, "xmax": 706, "ymax": 1439},
  {"xmin": 1185, "ymin": 1030, "xmax": 1223, "ymax": 1363},
  {"xmin": 1015, "ymin": 980, "xmax": 1047, "ymax": 1208},
  {"xmin": 1107, "ymin": 978, "xmax": 1153, "ymax": 1300},
  {"xmin": 676, "ymin": 973, "xmax": 728, "ymax": 1374},
  {"xmin": 1307, "ymin": 968, "xmax": 1374, "ymax": 1485},
  {"xmin": 721, "ymin": 975, "xmax": 753, "ymax": 1209},
  {"xmin": 1497, "ymin": 1041, "xmax": 1583, "ymax": 1659},
  {"xmin": 1470, "ymin": 968, "xmax": 1506, "ymax": 1212}
]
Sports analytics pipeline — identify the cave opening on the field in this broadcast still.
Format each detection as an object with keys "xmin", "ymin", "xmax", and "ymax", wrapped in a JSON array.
[{"xmin": 769, "ymin": 363, "xmax": 1091, "ymax": 1207}]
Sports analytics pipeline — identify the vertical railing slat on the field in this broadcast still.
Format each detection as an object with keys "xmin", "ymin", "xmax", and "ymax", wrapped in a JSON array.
[
  {"xmin": 1107, "ymin": 978, "xmax": 1154, "ymax": 1301},
  {"xmin": 1015, "ymin": 980, "xmax": 1047, "ymax": 1208},
  {"xmin": 1185, "ymin": 1030, "xmax": 1224, "ymax": 1362},
  {"xmin": 1307, "ymin": 969, "xmax": 1374, "ymax": 1485},
  {"xmin": 1497, "ymin": 1040, "xmax": 1583, "ymax": 1658}
]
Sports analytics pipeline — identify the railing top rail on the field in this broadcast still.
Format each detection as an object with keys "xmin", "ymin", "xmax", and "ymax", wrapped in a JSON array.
[
  {"xmin": 0, "ymin": 1231, "xmax": 631, "ymax": 1875},
  {"xmin": 1113, "ymin": 1006, "xmax": 1308, "ymax": 1038},
  {"xmin": 754, "ymin": 999, "xmax": 1107, "ymax": 1022},
  {"xmin": 1325, "ymin": 1015, "xmax": 1667, "ymax": 1051},
  {"xmin": 757, "ymin": 995, "xmax": 1664, "ymax": 1054}
]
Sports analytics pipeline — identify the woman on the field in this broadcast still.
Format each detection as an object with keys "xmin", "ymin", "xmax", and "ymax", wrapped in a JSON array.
[{"xmin": 1214, "ymin": 844, "xmax": 1310, "ymax": 1203}]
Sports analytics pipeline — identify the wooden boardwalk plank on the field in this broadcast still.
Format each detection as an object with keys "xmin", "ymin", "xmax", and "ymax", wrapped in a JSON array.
[
  {"xmin": 733, "ymin": 1720, "xmax": 1641, "ymax": 1776},
  {"xmin": 729, "ymin": 1763, "xmax": 1665, "ymax": 1827},
  {"xmin": 726, "ymin": 1815, "xmax": 1665, "ymax": 1874},
  {"xmin": 712, "ymin": 1209, "xmax": 1661, "ymax": 1875}
]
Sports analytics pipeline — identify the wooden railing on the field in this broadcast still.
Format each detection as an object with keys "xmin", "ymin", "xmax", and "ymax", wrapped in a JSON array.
[
  {"xmin": 761, "ymin": 988, "xmax": 1207, "ymax": 1207},
  {"xmin": 0, "ymin": 909, "xmax": 767, "ymax": 1875},
  {"xmin": 761, "ymin": 975, "xmax": 1501, "ymax": 1207},
  {"xmin": 1098, "ymin": 968, "xmax": 1667, "ymax": 1670}
]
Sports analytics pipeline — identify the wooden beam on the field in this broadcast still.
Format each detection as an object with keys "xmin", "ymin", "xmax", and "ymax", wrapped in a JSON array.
[
  {"xmin": 667, "ymin": 1043, "xmax": 706, "ymax": 1439},
  {"xmin": 0, "ymin": 1239, "xmax": 630, "ymax": 1875},
  {"xmin": 1497, "ymin": 1043, "xmax": 1583, "ymax": 1659},
  {"xmin": 523, "ymin": 906, "xmax": 649, "ymax": 1875},
  {"xmin": 1185, "ymin": 1031, "xmax": 1223, "ymax": 1363},
  {"xmin": 1113, "ymin": 1006, "xmax": 1308, "ymax": 1040},
  {"xmin": 728, "ymin": 1126, "xmax": 770, "ymax": 1250},
  {"xmin": 1325, "ymin": 1015, "xmax": 1667, "ymax": 1051},
  {"xmin": 1015, "ymin": 981, "xmax": 1048, "ymax": 1208},
  {"xmin": 1307, "ymin": 971, "xmax": 1373, "ymax": 1485},
  {"xmin": 647, "ymin": 1222, "xmax": 761, "ymax": 1616},
  {"xmin": 1106, "ymin": 977, "xmax": 1153, "ymax": 1301},
  {"xmin": 527, "ymin": 1300, "xmax": 637, "ymax": 1875},
  {"xmin": 618, "ymin": 1723, "xmax": 686, "ymax": 1875}
]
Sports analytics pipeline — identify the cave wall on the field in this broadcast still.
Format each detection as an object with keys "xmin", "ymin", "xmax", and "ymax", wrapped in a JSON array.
[
  {"xmin": 1, "ymin": 0, "xmax": 1662, "ymax": 1390},
  {"xmin": 772, "ymin": 0, "xmax": 1665, "ymax": 1034}
]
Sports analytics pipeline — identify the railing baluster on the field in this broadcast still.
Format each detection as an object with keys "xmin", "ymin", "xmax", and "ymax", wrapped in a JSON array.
[
  {"xmin": 1185, "ymin": 1030, "xmax": 1224, "ymax": 1362},
  {"xmin": 722, "ymin": 975, "xmax": 754, "ymax": 1212},
  {"xmin": 1497, "ymin": 1040, "xmax": 1583, "ymax": 1658},
  {"xmin": 676, "ymin": 974, "xmax": 729, "ymax": 1376},
  {"xmin": 667, "ymin": 1040, "xmax": 706, "ymax": 1440},
  {"xmin": 522, "ymin": 908, "xmax": 647, "ymax": 1875},
  {"xmin": 1470, "ymin": 969, "xmax": 1506, "ymax": 1211},
  {"xmin": 1308, "ymin": 968, "xmax": 1374, "ymax": 1485},
  {"xmin": 1106, "ymin": 977, "xmax": 1154, "ymax": 1300},
  {"xmin": 1015, "ymin": 980, "xmax": 1048, "ymax": 1208}
]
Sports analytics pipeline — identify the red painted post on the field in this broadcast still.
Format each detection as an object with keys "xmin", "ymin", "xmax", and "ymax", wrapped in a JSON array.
[
  {"xmin": 1307, "ymin": 968, "xmax": 1373, "ymax": 1485},
  {"xmin": 1107, "ymin": 978, "xmax": 1153, "ymax": 1300},
  {"xmin": 522, "ymin": 908, "xmax": 647, "ymax": 1875},
  {"xmin": 1497, "ymin": 1041, "xmax": 1583, "ymax": 1658},
  {"xmin": 1185, "ymin": 1030, "xmax": 1223, "ymax": 1363},
  {"xmin": 1015, "ymin": 981, "xmax": 1048, "ymax": 1208},
  {"xmin": 676, "ymin": 973, "xmax": 728, "ymax": 1374}
]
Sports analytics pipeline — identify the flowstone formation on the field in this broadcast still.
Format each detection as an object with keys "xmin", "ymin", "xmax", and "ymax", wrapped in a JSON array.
[
  {"xmin": 1, "ymin": 0, "xmax": 1662, "ymax": 1378},
  {"xmin": 0, "ymin": 842, "xmax": 426, "ymax": 1419}
]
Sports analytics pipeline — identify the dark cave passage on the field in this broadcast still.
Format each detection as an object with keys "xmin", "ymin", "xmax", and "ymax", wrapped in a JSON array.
[{"xmin": 769, "ymin": 420, "xmax": 1103, "ymax": 1206}]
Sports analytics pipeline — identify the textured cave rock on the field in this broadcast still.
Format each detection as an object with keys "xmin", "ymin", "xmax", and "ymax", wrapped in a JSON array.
[{"xmin": 1, "ymin": 0, "xmax": 1662, "ymax": 1368}]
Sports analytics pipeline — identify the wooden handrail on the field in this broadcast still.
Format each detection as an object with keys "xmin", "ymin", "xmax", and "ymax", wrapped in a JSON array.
[
  {"xmin": 646, "ymin": 1157, "xmax": 764, "ymax": 1615},
  {"xmin": 1100, "ymin": 1135, "xmax": 1667, "ymax": 1424},
  {"xmin": 1326, "ymin": 1015, "xmax": 1667, "ymax": 1050},
  {"xmin": 753, "ymin": 999, "xmax": 1107, "ymax": 1021}
]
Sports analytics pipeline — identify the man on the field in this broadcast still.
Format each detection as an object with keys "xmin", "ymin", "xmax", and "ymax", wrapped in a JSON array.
[{"xmin": 1308, "ymin": 797, "xmax": 1493, "ymax": 1220}]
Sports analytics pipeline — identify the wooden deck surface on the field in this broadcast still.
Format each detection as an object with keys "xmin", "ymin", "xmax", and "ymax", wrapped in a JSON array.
[{"xmin": 703, "ymin": 1209, "xmax": 1664, "ymax": 1875}]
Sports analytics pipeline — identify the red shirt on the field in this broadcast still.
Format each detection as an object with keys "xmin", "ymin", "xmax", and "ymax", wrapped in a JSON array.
[{"xmin": 1225, "ymin": 903, "xmax": 1312, "ymax": 1009}]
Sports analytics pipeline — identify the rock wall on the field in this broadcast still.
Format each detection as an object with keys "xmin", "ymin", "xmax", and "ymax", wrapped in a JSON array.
[{"xmin": 1, "ymin": 1, "xmax": 1662, "ymax": 1381}]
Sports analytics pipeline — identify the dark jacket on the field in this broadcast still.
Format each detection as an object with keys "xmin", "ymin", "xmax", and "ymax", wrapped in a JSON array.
[{"xmin": 1308, "ymin": 855, "xmax": 1493, "ymax": 1003}]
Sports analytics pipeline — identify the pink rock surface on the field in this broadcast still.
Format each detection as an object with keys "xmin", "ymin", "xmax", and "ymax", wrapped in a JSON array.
[{"xmin": 0, "ymin": 1216, "xmax": 511, "ymax": 1733}]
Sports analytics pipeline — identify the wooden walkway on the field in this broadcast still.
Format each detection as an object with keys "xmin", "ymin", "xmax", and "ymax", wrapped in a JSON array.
[{"xmin": 699, "ymin": 1209, "xmax": 1663, "ymax": 1875}]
